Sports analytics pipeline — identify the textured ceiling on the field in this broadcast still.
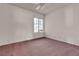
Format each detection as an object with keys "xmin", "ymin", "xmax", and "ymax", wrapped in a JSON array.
[{"xmin": 10, "ymin": 3, "xmax": 72, "ymax": 15}]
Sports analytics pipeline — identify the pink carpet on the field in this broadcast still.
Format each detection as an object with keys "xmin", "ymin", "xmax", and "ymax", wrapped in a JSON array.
[{"xmin": 0, "ymin": 37, "xmax": 79, "ymax": 56}]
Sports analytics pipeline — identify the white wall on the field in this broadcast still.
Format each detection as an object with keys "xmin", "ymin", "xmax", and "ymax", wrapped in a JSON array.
[
  {"xmin": 45, "ymin": 4, "xmax": 79, "ymax": 46},
  {"xmin": 2, "ymin": 3, "xmax": 79, "ymax": 46},
  {"xmin": 0, "ymin": 4, "xmax": 44, "ymax": 46}
]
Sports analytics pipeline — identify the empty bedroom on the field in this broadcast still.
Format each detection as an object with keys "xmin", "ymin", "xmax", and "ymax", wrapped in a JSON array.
[{"xmin": 0, "ymin": 3, "xmax": 79, "ymax": 56}]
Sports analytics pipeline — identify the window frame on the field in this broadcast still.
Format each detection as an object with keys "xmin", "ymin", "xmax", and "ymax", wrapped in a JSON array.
[{"xmin": 33, "ymin": 17, "xmax": 44, "ymax": 33}]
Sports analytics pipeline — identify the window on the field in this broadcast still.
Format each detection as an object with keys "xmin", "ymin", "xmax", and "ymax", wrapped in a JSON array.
[
  {"xmin": 34, "ymin": 18, "xmax": 43, "ymax": 33},
  {"xmin": 39, "ymin": 19, "xmax": 43, "ymax": 32},
  {"xmin": 34, "ymin": 18, "xmax": 39, "ymax": 32}
]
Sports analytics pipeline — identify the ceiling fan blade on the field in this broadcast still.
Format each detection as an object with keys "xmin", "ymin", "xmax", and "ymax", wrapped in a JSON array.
[
  {"xmin": 36, "ymin": 5, "xmax": 41, "ymax": 10},
  {"xmin": 35, "ymin": 3, "xmax": 45, "ymax": 10}
]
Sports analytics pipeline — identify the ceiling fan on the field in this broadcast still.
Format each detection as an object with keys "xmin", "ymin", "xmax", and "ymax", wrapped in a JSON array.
[{"xmin": 35, "ymin": 3, "xmax": 45, "ymax": 10}]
